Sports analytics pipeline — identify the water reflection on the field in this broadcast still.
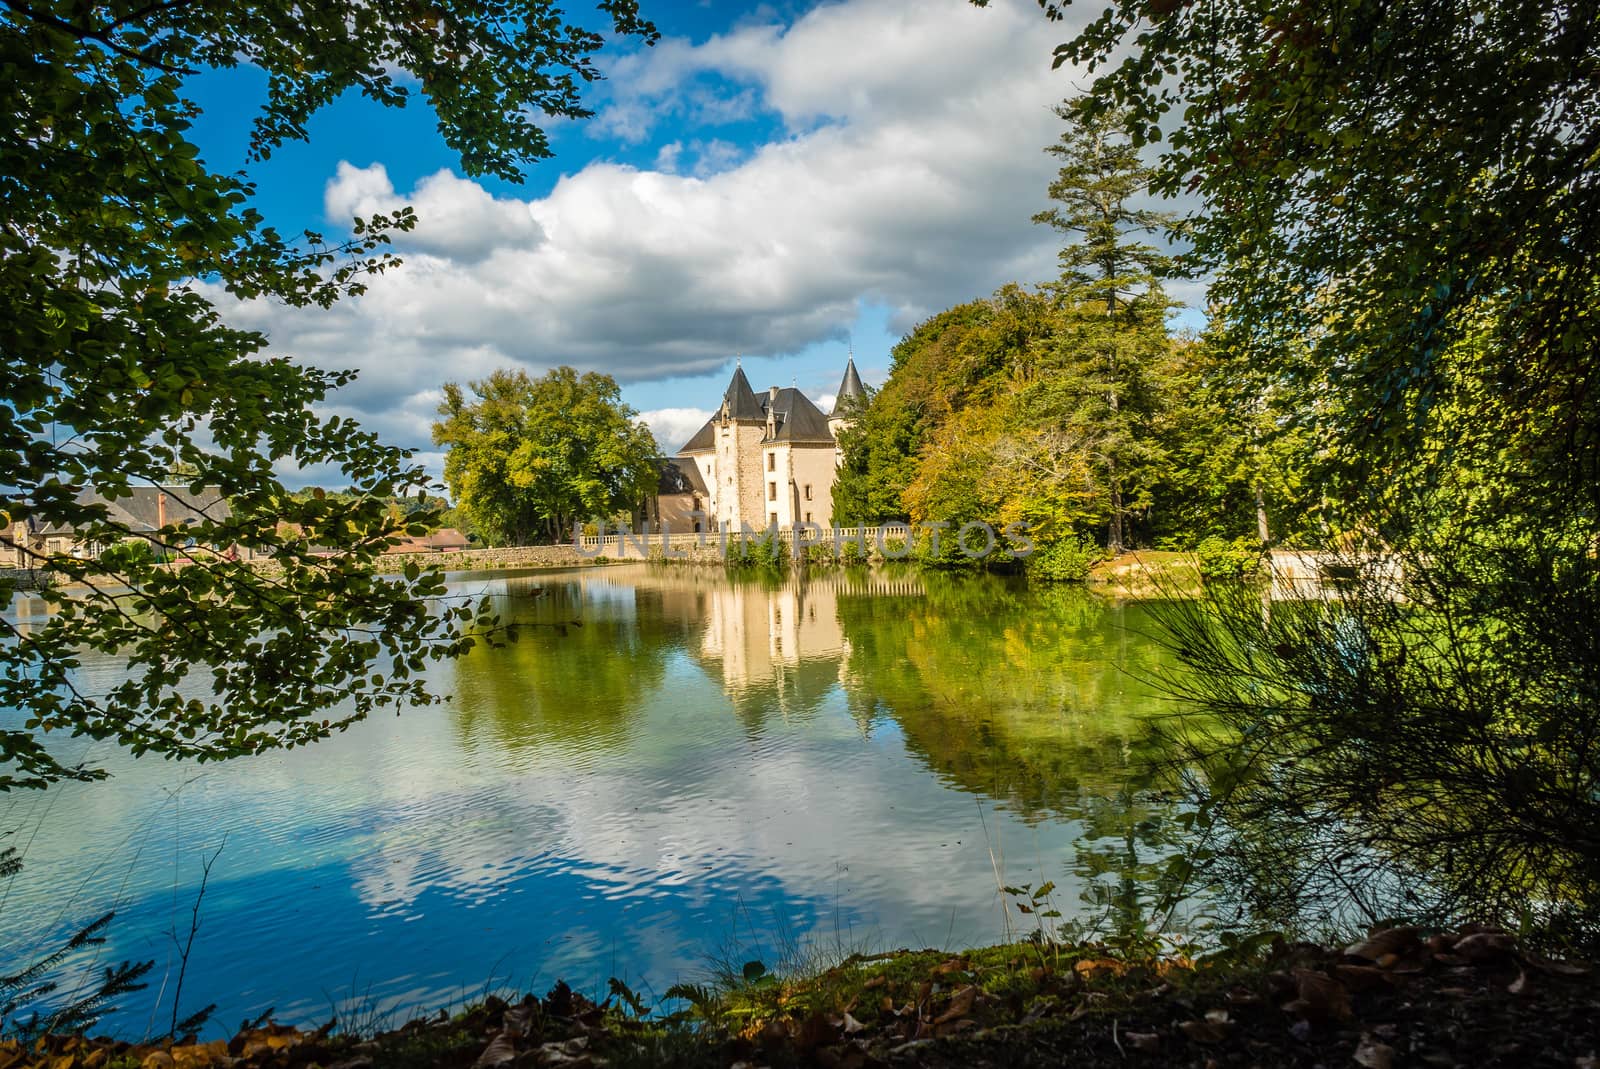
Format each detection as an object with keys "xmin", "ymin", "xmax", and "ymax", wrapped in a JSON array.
[{"xmin": 2, "ymin": 565, "xmax": 1208, "ymax": 1038}]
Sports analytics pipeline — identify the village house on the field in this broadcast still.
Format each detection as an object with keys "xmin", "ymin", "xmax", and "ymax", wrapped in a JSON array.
[
  {"xmin": 3, "ymin": 485, "xmax": 231, "ymax": 567},
  {"xmin": 669, "ymin": 358, "xmax": 866, "ymax": 533}
]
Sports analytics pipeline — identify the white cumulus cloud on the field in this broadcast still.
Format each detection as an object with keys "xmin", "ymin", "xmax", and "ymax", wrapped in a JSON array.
[
  {"xmin": 211, "ymin": 0, "xmax": 1092, "ymax": 466},
  {"xmin": 638, "ymin": 407, "xmax": 715, "ymax": 454}
]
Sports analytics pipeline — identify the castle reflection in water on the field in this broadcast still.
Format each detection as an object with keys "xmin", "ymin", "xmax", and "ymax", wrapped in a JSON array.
[{"xmin": 597, "ymin": 565, "xmax": 925, "ymax": 709}]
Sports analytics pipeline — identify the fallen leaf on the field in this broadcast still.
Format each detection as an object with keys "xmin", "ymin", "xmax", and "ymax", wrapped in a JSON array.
[
  {"xmin": 1205, "ymin": 1009, "xmax": 1231, "ymax": 1025},
  {"xmin": 842, "ymin": 1013, "xmax": 867, "ymax": 1035},
  {"xmin": 1124, "ymin": 1031, "xmax": 1162, "ymax": 1053},
  {"xmin": 933, "ymin": 985, "xmax": 977, "ymax": 1025},
  {"xmin": 473, "ymin": 1032, "xmax": 517, "ymax": 1068},
  {"xmin": 1291, "ymin": 968, "xmax": 1352, "ymax": 1021},
  {"xmin": 1354, "ymin": 1034, "xmax": 1396, "ymax": 1069},
  {"xmin": 1074, "ymin": 958, "xmax": 1123, "ymax": 980},
  {"xmin": 1453, "ymin": 932, "xmax": 1515, "ymax": 962},
  {"xmin": 1333, "ymin": 964, "xmax": 1392, "ymax": 991},
  {"xmin": 1179, "ymin": 1018, "xmax": 1231, "ymax": 1044},
  {"xmin": 1527, "ymin": 954, "xmax": 1591, "ymax": 977},
  {"xmin": 1346, "ymin": 927, "xmax": 1423, "ymax": 962},
  {"xmin": 1508, "ymin": 969, "xmax": 1533, "ymax": 997}
]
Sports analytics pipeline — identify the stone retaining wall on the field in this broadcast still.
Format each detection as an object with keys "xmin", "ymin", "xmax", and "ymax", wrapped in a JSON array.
[{"xmin": 375, "ymin": 544, "xmax": 592, "ymax": 573}]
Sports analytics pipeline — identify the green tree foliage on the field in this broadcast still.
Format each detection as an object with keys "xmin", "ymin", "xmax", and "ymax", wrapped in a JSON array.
[
  {"xmin": 433, "ymin": 367, "xmax": 660, "ymax": 546},
  {"xmin": 1033, "ymin": 100, "xmax": 1177, "ymax": 552},
  {"xmin": 1046, "ymin": 0, "xmax": 1597, "ymax": 517},
  {"xmin": 1149, "ymin": 335, "xmax": 1317, "ymax": 547},
  {"xmin": 836, "ymin": 103, "xmax": 1276, "ymax": 560},
  {"xmin": 0, "ymin": 0, "xmax": 655, "ymax": 789},
  {"xmin": 1040, "ymin": 0, "xmax": 1600, "ymax": 944}
]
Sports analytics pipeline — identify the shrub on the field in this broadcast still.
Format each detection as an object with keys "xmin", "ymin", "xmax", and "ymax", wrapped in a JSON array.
[
  {"xmin": 1027, "ymin": 536, "xmax": 1100, "ymax": 583},
  {"xmin": 911, "ymin": 527, "xmax": 976, "ymax": 570},
  {"xmin": 837, "ymin": 537, "xmax": 869, "ymax": 567},
  {"xmin": 1195, "ymin": 535, "xmax": 1262, "ymax": 583},
  {"xmin": 804, "ymin": 542, "xmax": 835, "ymax": 566},
  {"xmin": 98, "ymin": 539, "xmax": 154, "ymax": 571},
  {"xmin": 1158, "ymin": 526, "xmax": 1600, "ymax": 953},
  {"xmin": 727, "ymin": 534, "xmax": 787, "ymax": 570}
]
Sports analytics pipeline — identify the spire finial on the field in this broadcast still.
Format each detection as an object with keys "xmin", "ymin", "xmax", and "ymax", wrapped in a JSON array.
[{"xmin": 736, "ymin": 354, "xmax": 742, "ymax": 368}]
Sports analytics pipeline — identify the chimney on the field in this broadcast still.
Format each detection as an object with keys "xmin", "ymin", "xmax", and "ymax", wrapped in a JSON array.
[{"xmin": 157, "ymin": 491, "xmax": 166, "ymax": 530}]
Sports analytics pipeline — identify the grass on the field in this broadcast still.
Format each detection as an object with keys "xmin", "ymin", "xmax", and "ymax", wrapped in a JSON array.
[{"xmin": 1087, "ymin": 551, "xmax": 1205, "ymax": 598}]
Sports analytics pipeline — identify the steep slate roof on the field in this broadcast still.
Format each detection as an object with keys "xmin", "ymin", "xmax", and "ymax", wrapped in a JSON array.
[
  {"xmin": 764, "ymin": 387, "xmax": 835, "ymax": 444},
  {"xmin": 721, "ymin": 365, "xmax": 766, "ymax": 421},
  {"xmin": 831, "ymin": 357, "xmax": 866, "ymax": 415},
  {"xmin": 678, "ymin": 418, "xmax": 715, "ymax": 454},
  {"xmin": 91, "ymin": 485, "xmax": 230, "ymax": 531},
  {"xmin": 676, "ymin": 364, "xmax": 844, "ymax": 456},
  {"xmin": 656, "ymin": 456, "xmax": 707, "ymax": 495}
]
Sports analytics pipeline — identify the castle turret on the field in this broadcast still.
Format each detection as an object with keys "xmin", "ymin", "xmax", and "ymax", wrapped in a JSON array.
[{"xmin": 827, "ymin": 354, "xmax": 866, "ymax": 445}]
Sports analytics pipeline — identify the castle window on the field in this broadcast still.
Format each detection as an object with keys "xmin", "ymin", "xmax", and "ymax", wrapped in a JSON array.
[
  {"xmin": 804, "ymin": 512, "xmax": 812, "ymax": 523},
  {"xmin": 803, "ymin": 484, "xmax": 812, "ymax": 500},
  {"xmin": 767, "ymin": 453, "xmax": 775, "ymax": 472},
  {"xmin": 768, "ymin": 482, "xmax": 777, "ymax": 501}
]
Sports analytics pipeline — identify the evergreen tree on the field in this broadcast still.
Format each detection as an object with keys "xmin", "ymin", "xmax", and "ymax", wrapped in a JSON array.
[{"xmin": 1032, "ymin": 99, "xmax": 1178, "ymax": 553}]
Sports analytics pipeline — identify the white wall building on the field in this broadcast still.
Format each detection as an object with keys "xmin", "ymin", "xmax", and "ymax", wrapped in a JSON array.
[{"xmin": 676, "ymin": 359, "xmax": 866, "ymax": 533}]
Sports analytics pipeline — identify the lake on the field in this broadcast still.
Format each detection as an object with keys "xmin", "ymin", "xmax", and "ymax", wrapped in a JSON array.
[{"xmin": 1, "ymin": 564, "xmax": 1204, "ymax": 1038}]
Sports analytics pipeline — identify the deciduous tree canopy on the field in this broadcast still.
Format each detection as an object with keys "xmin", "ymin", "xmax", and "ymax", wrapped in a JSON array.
[
  {"xmin": 0, "ymin": 0, "xmax": 654, "ymax": 789},
  {"xmin": 834, "ymin": 102, "xmax": 1298, "ymax": 561},
  {"xmin": 433, "ymin": 367, "xmax": 660, "ymax": 546},
  {"xmin": 1029, "ymin": 0, "xmax": 1600, "ymax": 945}
]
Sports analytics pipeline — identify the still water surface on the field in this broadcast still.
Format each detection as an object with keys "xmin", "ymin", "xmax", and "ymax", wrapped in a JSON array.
[{"xmin": 2, "ymin": 565, "xmax": 1196, "ymax": 1037}]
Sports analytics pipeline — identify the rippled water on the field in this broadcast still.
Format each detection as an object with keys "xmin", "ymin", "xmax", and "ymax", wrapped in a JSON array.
[{"xmin": 1, "ymin": 565, "xmax": 1197, "ymax": 1038}]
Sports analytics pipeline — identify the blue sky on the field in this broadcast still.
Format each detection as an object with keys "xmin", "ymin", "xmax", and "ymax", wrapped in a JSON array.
[{"xmin": 184, "ymin": 0, "xmax": 1195, "ymax": 481}]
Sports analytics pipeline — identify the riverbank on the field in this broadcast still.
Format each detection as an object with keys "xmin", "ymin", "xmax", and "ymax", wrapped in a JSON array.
[
  {"xmin": 12, "ymin": 926, "xmax": 1591, "ymax": 1068},
  {"xmin": 1086, "ymin": 551, "xmax": 1204, "ymax": 598}
]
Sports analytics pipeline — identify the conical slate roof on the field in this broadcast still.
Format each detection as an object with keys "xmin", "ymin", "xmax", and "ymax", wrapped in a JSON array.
[
  {"xmin": 722, "ymin": 364, "xmax": 765, "ymax": 421},
  {"xmin": 831, "ymin": 357, "xmax": 866, "ymax": 415}
]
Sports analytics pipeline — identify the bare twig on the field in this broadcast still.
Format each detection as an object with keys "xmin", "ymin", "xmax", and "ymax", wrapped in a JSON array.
[{"xmin": 169, "ymin": 836, "xmax": 226, "ymax": 1039}]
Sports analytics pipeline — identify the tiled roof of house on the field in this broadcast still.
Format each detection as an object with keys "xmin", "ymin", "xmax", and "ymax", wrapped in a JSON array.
[
  {"xmin": 679, "ymin": 418, "xmax": 715, "ymax": 454},
  {"xmin": 91, "ymin": 485, "xmax": 230, "ymax": 530},
  {"xmin": 657, "ymin": 456, "xmax": 707, "ymax": 495}
]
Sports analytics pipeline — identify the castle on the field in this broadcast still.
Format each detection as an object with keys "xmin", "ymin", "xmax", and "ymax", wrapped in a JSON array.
[{"xmin": 667, "ymin": 357, "xmax": 866, "ymax": 533}]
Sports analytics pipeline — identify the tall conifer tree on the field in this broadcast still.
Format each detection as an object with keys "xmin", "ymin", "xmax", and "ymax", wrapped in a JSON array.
[{"xmin": 1033, "ymin": 100, "xmax": 1177, "ymax": 552}]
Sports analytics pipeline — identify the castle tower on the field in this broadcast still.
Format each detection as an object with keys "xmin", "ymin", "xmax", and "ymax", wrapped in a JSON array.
[{"xmin": 827, "ymin": 353, "xmax": 867, "ymax": 447}]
